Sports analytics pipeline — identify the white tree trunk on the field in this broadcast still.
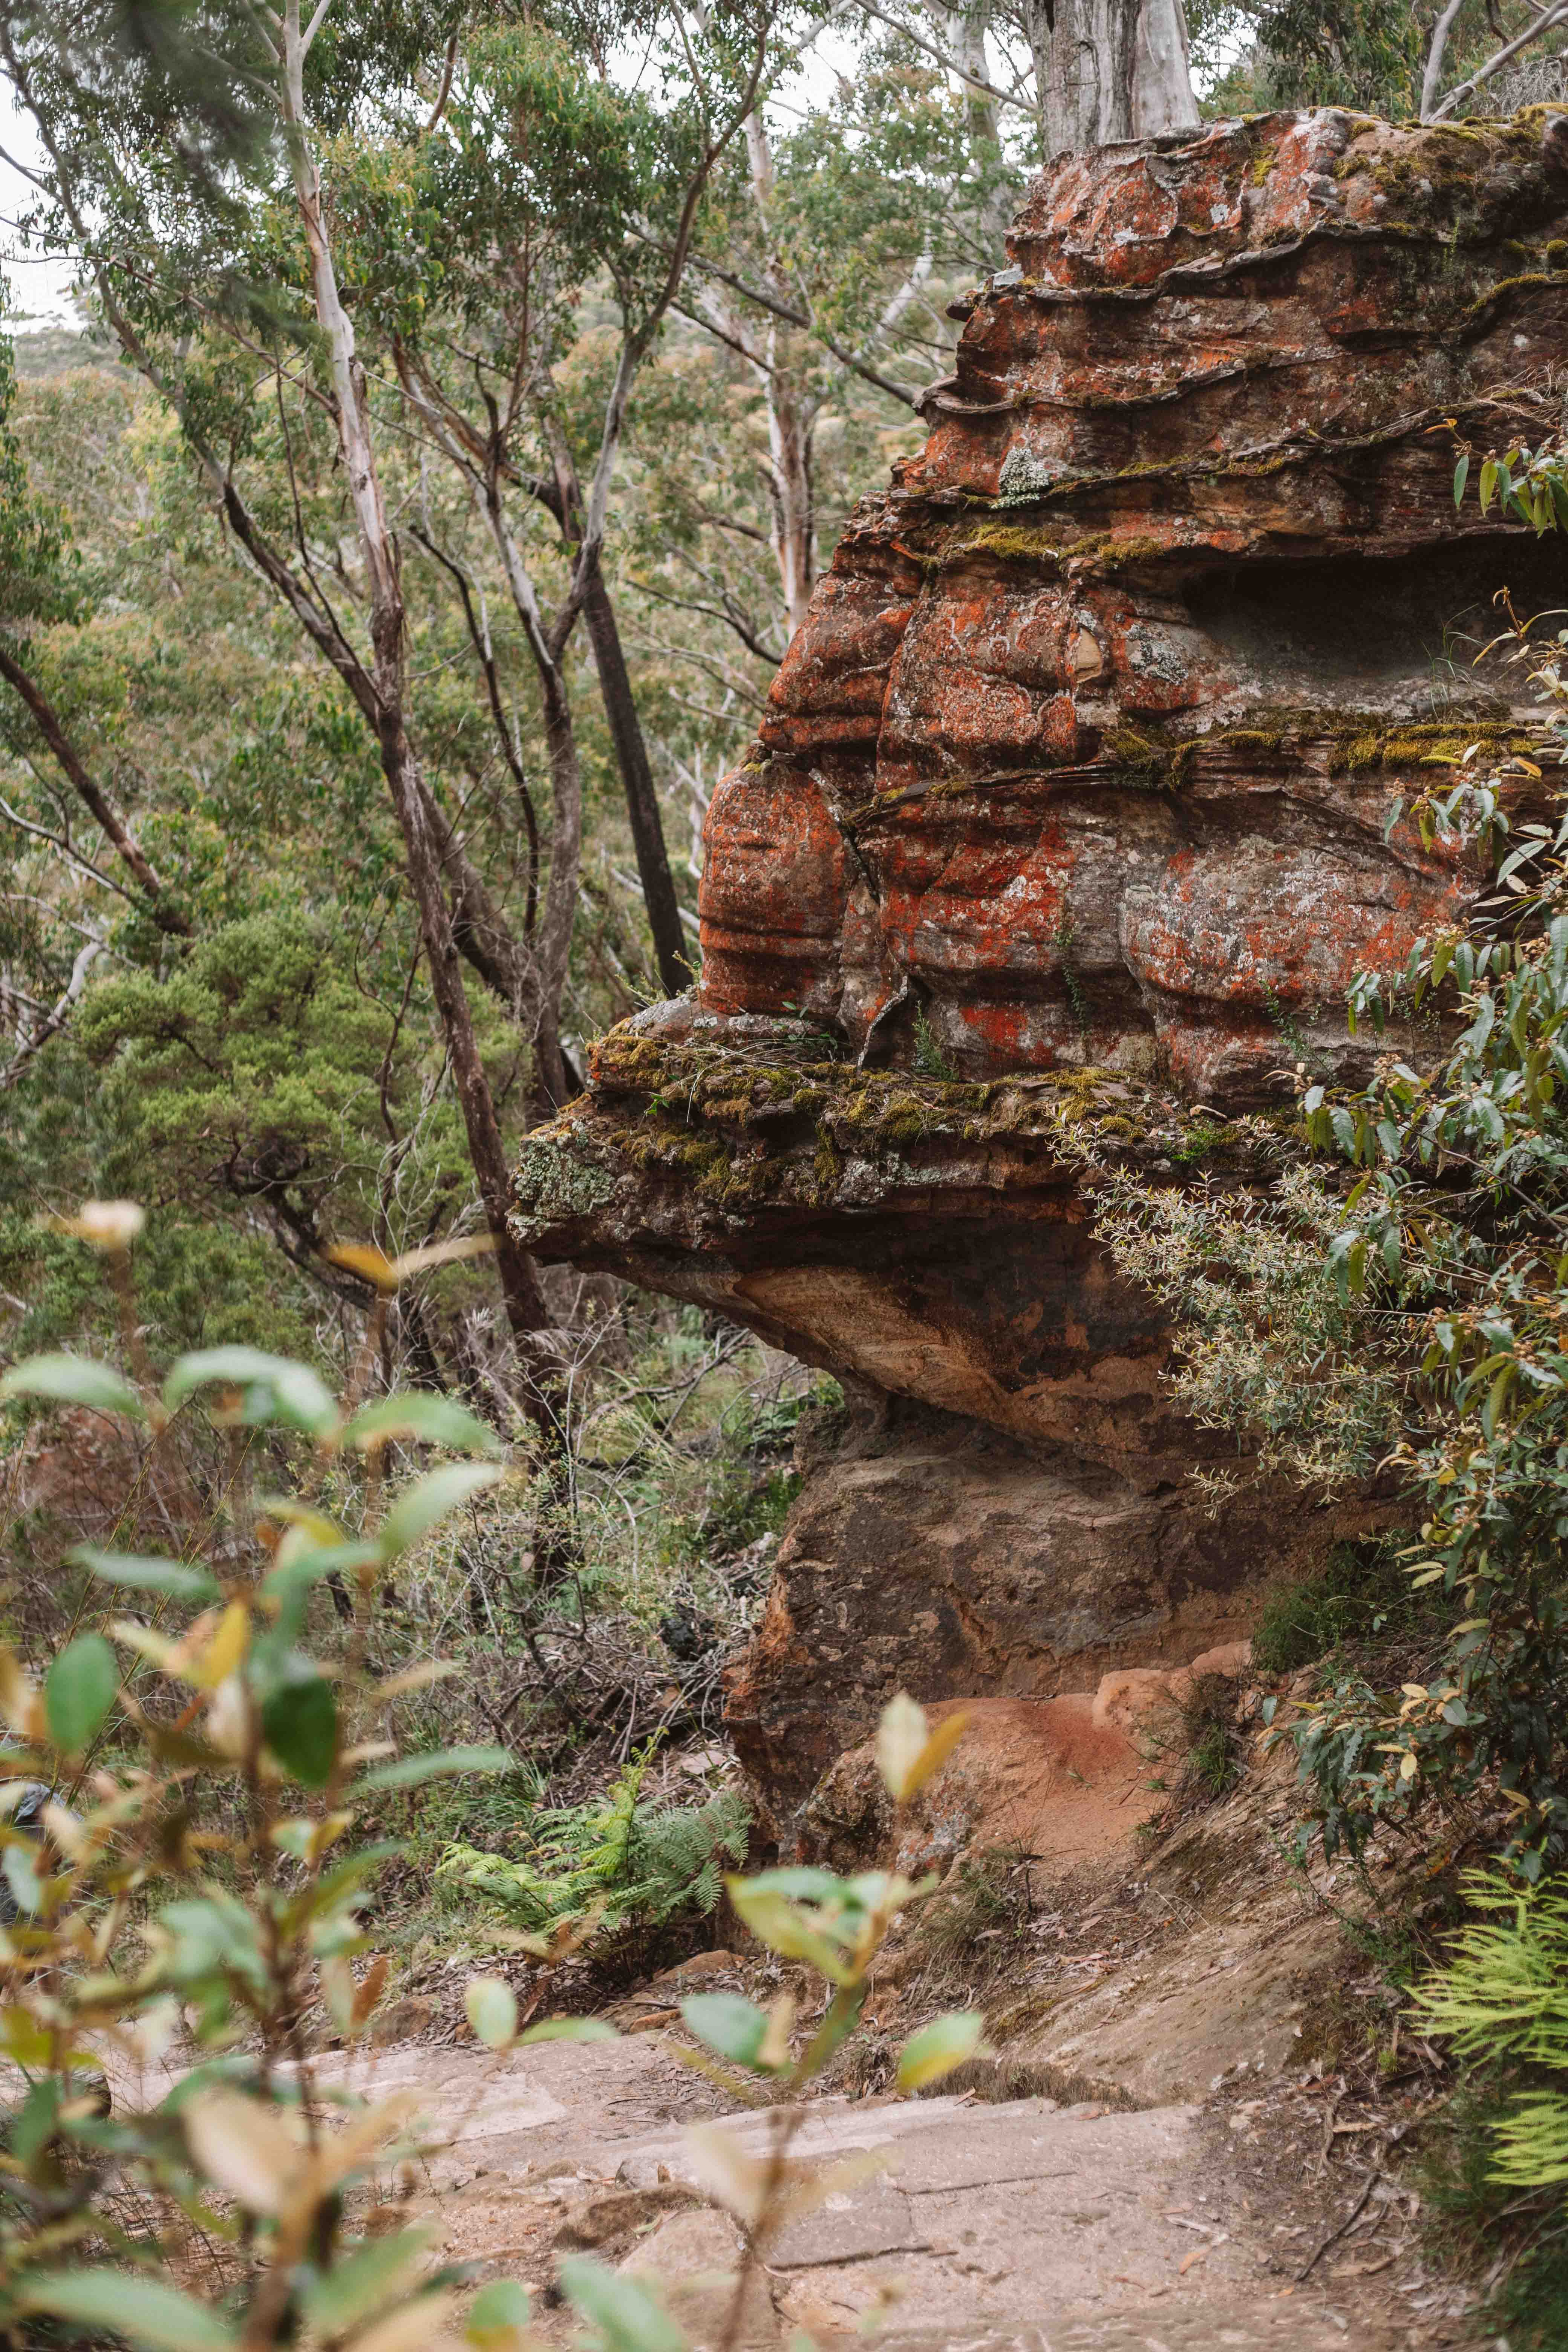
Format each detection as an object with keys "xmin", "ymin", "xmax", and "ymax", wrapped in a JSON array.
[
  {"xmin": 743, "ymin": 112, "xmax": 819, "ymax": 639},
  {"xmin": 1024, "ymin": 0, "xmax": 1197, "ymax": 154}
]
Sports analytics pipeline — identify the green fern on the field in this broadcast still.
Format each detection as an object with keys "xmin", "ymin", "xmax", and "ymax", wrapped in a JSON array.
[
  {"xmin": 1410, "ymin": 1870, "xmax": 1568, "ymax": 2193},
  {"xmin": 439, "ymin": 1751, "xmax": 750, "ymax": 1943}
]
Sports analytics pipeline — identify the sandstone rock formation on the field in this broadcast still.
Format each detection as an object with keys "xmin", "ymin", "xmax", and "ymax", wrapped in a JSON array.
[{"xmin": 516, "ymin": 111, "xmax": 1568, "ymax": 1822}]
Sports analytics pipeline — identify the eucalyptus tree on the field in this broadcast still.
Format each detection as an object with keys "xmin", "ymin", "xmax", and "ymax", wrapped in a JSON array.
[
  {"xmin": 0, "ymin": 0, "xmax": 774, "ymax": 1409},
  {"xmin": 622, "ymin": 31, "xmax": 1014, "ymax": 733},
  {"xmin": 334, "ymin": 10, "xmax": 775, "ymax": 1011},
  {"xmin": 850, "ymin": 0, "xmax": 1196, "ymax": 156}
]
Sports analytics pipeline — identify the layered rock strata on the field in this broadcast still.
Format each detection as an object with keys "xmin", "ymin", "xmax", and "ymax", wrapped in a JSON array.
[
  {"xmin": 703, "ymin": 108, "xmax": 1562, "ymax": 1105},
  {"xmin": 516, "ymin": 111, "xmax": 1568, "ymax": 1818}
]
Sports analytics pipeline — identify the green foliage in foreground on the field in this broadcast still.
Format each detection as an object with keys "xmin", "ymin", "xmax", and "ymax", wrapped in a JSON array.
[
  {"xmin": 440, "ymin": 1746, "xmax": 750, "ymax": 1940},
  {"xmin": 0, "ymin": 1211, "xmax": 984, "ymax": 2351},
  {"xmin": 1413, "ymin": 1871, "xmax": 1568, "ymax": 2192},
  {"xmin": 1413, "ymin": 1869, "xmax": 1568, "ymax": 2344}
]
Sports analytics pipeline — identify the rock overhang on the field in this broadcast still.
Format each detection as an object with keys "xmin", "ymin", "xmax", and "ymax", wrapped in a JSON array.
[{"xmin": 509, "ymin": 112, "xmax": 1562, "ymax": 1787}]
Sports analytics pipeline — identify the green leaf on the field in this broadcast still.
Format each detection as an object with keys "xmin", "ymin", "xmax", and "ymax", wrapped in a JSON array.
[
  {"xmin": 679, "ymin": 1991, "xmax": 767, "ymax": 2067},
  {"xmin": 258, "ymin": 1538, "xmax": 380, "ymax": 1609},
  {"xmin": 355, "ymin": 1742, "xmax": 513, "ymax": 1792},
  {"xmin": 468, "ymin": 2280, "xmax": 532, "ymax": 2345},
  {"xmin": 73, "ymin": 1546, "xmax": 220, "ymax": 1602},
  {"xmin": 377, "ymin": 1462, "xmax": 505, "ymax": 1556},
  {"xmin": 724, "ymin": 1880, "xmax": 853, "ymax": 1983},
  {"xmin": 0, "ymin": 1351, "xmax": 143, "ymax": 1419},
  {"xmin": 557, "ymin": 2257, "xmax": 686, "ymax": 2352},
  {"xmin": 21, "ymin": 2271, "xmax": 238, "ymax": 2352},
  {"xmin": 261, "ymin": 1671, "xmax": 338, "ymax": 1788},
  {"xmin": 164, "ymin": 1347, "xmax": 336, "ymax": 1437},
  {"xmin": 10, "ymin": 2076, "xmax": 61, "ymax": 2165},
  {"xmin": 465, "ymin": 1976, "xmax": 518, "ymax": 2047},
  {"xmin": 465, "ymin": 2286, "xmax": 533, "ymax": 2343},
  {"xmin": 343, "ymin": 1392, "xmax": 502, "ymax": 1458},
  {"xmin": 897, "ymin": 2010, "xmax": 986, "ymax": 2091},
  {"xmin": 1453, "ymin": 451, "xmax": 1469, "ymax": 509},
  {"xmin": 44, "ymin": 1632, "xmax": 118, "ymax": 1753},
  {"xmin": 301, "ymin": 2229, "xmax": 433, "ymax": 2334},
  {"xmin": 3, "ymin": 1844, "xmax": 41, "ymax": 1916}
]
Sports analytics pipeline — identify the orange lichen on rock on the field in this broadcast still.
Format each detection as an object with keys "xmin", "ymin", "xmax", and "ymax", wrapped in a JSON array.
[{"xmin": 694, "ymin": 108, "xmax": 1563, "ymax": 1109}]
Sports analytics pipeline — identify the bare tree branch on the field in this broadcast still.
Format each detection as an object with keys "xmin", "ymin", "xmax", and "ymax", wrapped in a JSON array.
[
  {"xmin": 0, "ymin": 642, "xmax": 191, "ymax": 932},
  {"xmin": 1428, "ymin": 0, "xmax": 1568, "ymax": 117},
  {"xmin": 0, "ymin": 936, "xmax": 103, "ymax": 1089}
]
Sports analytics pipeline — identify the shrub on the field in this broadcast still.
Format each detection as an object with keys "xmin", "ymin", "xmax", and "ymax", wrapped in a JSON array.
[
  {"xmin": 0, "ymin": 1220, "xmax": 993, "ymax": 2349},
  {"xmin": 0, "ymin": 1204, "xmax": 568, "ymax": 2344},
  {"xmin": 1411, "ymin": 1870, "xmax": 1568, "ymax": 2193},
  {"xmin": 1411, "ymin": 1870, "xmax": 1568, "ymax": 2346},
  {"xmin": 1181, "ymin": 1674, "xmax": 1245, "ymax": 1798},
  {"xmin": 1251, "ymin": 1539, "xmax": 1441, "ymax": 1676},
  {"xmin": 439, "ymin": 1748, "xmax": 751, "ymax": 1942}
]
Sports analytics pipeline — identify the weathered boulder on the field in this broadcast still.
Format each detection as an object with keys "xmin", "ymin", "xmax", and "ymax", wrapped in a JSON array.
[
  {"xmin": 515, "ymin": 111, "xmax": 1568, "ymax": 1822},
  {"xmin": 702, "ymin": 109, "xmax": 1561, "ymax": 1104}
]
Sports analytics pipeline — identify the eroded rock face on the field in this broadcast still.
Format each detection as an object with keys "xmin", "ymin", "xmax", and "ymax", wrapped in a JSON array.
[
  {"xmin": 516, "ymin": 112, "xmax": 1568, "ymax": 1822},
  {"xmin": 701, "ymin": 110, "xmax": 1562, "ymax": 1106}
]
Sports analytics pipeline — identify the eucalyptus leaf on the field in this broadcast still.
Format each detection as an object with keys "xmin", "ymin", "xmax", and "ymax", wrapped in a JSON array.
[
  {"xmin": 73, "ymin": 1546, "xmax": 220, "ymax": 1602},
  {"xmin": 465, "ymin": 1975, "xmax": 518, "ymax": 2047},
  {"xmin": 557, "ymin": 2257, "xmax": 686, "ymax": 2352},
  {"xmin": 678, "ymin": 1991, "xmax": 767, "ymax": 2067},
  {"xmin": 377, "ymin": 1462, "xmax": 505, "ymax": 1557},
  {"xmin": 261, "ymin": 1670, "xmax": 338, "ymax": 1788},
  {"xmin": 467, "ymin": 2278, "xmax": 532, "ymax": 2344},
  {"xmin": 164, "ymin": 1346, "xmax": 336, "ymax": 1437},
  {"xmin": 344, "ymin": 1392, "xmax": 502, "ymax": 1458},
  {"xmin": 44, "ymin": 1633, "xmax": 118, "ymax": 1754},
  {"xmin": 356, "ymin": 1743, "xmax": 512, "ymax": 1792},
  {"xmin": 21, "ymin": 2271, "xmax": 238, "ymax": 2352},
  {"xmin": 0, "ymin": 1352, "xmax": 144, "ymax": 1419},
  {"xmin": 896, "ymin": 2009, "xmax": 985, "ymax": 2091}
]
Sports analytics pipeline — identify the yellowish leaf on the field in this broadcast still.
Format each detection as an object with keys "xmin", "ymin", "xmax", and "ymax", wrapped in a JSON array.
[
  {"xmin": 325, "ymin": 1243, "xmax": 400, "ymax": 1295},
  {"xmin": 875, "ymin": 1692, "xmax": 928, "ymax": 1802},
  {"xmin": 345, "ymin": 2291, "xmax": 463, "ymax": 2352},
  {"xmin": 260, "ymin": 1499, "xmax": 345, "ymax": 1548},
  {"xmin": 375, "ymin": 1661, "xmax": 459, "ymax": 1702},
  {"xmin": 681, "ymin": 2121, "xmax": 770, "ymax": 2228},
  {"xmin": 352, "ymin": 1954, "xmax": 391, "ymax": 2029},
  {"xmin": 205, "ymin": 1674, "xmax": 253, "ymax": 1759},
  {"xmin": 42, "ymin": 1801, "xmax": 86, "ymax": 1862},
  {"xmin": 189, "ymin": 1603, "xmax": 249, "ymax": 1693},
  {"xmin": 108, "ymin": 1619, "xmax": 180, "ymax": 1670},
  {"xmin": 390, "ymin": 1235, "xmax": 496, "ymax": 1282},
  {"xmin": 902, "ymin": 1709, "xmax": 969, "ymax": 1799},
  {"xmin": 0, "ymin": 1651, "xmax": 43, "ymax": 1741},
  {"xmin": 184, "ymin": 2090, "xmax": 301, "ymax": 2215},
  {"xmin": 756, "ymin": 1994, "xmax": 795, "ymax": 2072}
]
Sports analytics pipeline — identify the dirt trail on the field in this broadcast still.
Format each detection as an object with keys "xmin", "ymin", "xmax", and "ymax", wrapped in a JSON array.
[{"xmin": 308, "ymin": 2029, "xmax": 1430, "ymax": 2352}]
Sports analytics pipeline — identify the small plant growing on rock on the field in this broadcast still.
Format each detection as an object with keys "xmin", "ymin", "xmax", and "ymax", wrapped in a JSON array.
[{"xmin": 439, "ymin": 1747, "xmax": 750, "ymax": 1946}]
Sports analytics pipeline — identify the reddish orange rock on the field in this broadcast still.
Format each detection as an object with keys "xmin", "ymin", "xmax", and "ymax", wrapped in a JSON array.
[
  {"xmin": 514, "ymin": 114, "xmax": 1568, "ymax": 1816},
  {"xmin": 697, "ymin": 110, "xmax": 1565, "ymax": 1108}
]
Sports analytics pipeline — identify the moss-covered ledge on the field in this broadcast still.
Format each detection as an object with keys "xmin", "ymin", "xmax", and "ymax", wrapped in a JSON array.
[{"xmin": 510, "ymin": 1008, "xmax": 1292, "ymax": 1277}]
